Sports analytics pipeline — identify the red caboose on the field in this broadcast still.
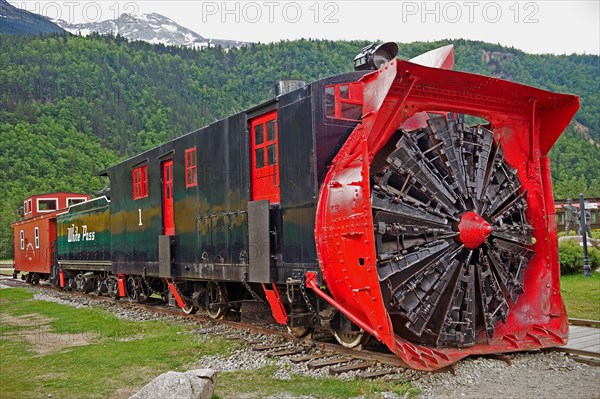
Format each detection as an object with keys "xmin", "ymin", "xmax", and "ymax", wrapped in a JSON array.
[{"xmin": 11, "ymin": 192, "xmax": 89, "ymax": 283}]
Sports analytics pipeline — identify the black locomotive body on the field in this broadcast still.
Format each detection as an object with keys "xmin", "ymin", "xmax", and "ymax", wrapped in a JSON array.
[{"xmin": 102, "ymin": 72, "xmax": 364, "ymax": 283}]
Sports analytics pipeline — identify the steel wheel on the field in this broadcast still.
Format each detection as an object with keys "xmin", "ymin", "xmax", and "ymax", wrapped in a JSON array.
[
  {"xmin": 372, "ymin": 116, "xmax": 534, "ymax": 348},
  {"xmin": 205, "ymin": 282, "xmax": 227, "ymax": 319},
  {"xmin": 126, "ymin": 276, "xmax": 149, "ymax": 302},
  {"xmin": 333, "ymin": 330, "xmax": 370, "ymax": 349},
  {"xmin": 287, "ymin": 326, "xmax": 313, "ymax": 338},
  {"xmin": 182, "ymin": 304, "xmax": 198, "ymax": 315},
  {"xmin": 105, "ymin": 276, "xmax": 119, "ymax": 298},
  {"xmin": 75, "ymin": 273, "xmax": 86, "ymax": 291}
]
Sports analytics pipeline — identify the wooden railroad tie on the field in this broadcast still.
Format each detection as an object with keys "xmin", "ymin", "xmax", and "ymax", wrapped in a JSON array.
[
  {"xmin": 358, "ymin": 369, "xmax": 397, "ymax": 379},
  {"xmin": 307, "ymin": 357, "xmax": 352, "ymax": 370},
  {"xmin": 329, "ymin": 361, "xmax": 375, "ymax": 375},
  {"xmin": 252, "ymin": 343, "xmax": 289, "ymax": 351},
  {"xmin": 266, "ymin": 347, "xmax": 305, "ymax": 358},
  {"xmin": 289, "ymin": 353, "xmax": 332, "ymax": 364}
]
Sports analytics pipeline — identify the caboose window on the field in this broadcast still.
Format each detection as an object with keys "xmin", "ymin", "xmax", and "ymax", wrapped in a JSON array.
[
  {"xmin": 20, "ymin": 230, "xmax": 24, "ymax": 250},
  {"xmin": 325, "ymin": 82, "xmax": 363, "ymax": 121},
  {"xmin": 67, "ymin": 198, "xmax": 86, "ymax": 207},
  {"xmin": 37, "ymin": 198, "xmax": 57, "ymax": 212},
  {"xmin": 133, "ymin": 165, "xmax": 148, "ymax": 200},
  {"xmin": 34, "ymin": 227, "xmax": 39, "ymax": 249},
  {"xmin": 185, "ymin": 147, "xmax": 197, "ymax": 188}
]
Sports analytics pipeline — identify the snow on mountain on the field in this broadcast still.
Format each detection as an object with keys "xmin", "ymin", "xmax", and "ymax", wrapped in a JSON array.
[{"xmin": 54, "ymin": 12, "xmax": 248, "ymax": 49}]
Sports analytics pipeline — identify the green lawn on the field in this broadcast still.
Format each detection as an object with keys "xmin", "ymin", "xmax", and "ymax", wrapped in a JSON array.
[
  {"xmin": 0, "ymin": 288, "xmax": 418, "ymax": 399},
  {"xmin": 561, "ymin": 273, "xmax": 600, "ymax": 320}
]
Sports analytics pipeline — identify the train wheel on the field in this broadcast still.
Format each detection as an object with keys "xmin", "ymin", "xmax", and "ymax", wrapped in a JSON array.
[
  {"xmin": 333, "ymin": 329, "xmax": 370, "ymax": 349},
  {"xmin": 287, "ymin": 326, "xmax": 313, "ymax": 338},
  {"xmin": 206, "ymin": 282, "xmax": 227, "ymax": 319},
  {"xmin": 94, "ymin": 279, "xmax": 103, "ymax": 296},
  {"xmin": 105, "ymin": 276, "xmax": 119, "ymax": 298},
  {"xmin": 182, "ymin": 304, "xmax": 198, "ymax": 315},
  {"xmin": 126, "ymin": 276, "xmax": 149, "ymax": 302},
  {"xmin": 75, "ymin": 273, "xmax": 86, "ymax": 291},
  {"xmin": 30, "ymin": 273, "xmax": 40, "ymax": 285}
]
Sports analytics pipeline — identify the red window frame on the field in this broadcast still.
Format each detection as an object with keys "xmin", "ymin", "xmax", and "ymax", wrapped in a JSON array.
[
  {"xmin": 133, "ymin": 165, "xmax": 148, "ymax": 200},
  {"xmin": 185, "ymin": 147, "xmax": 197, "ymax": 188},
  {"xmin": 325, "ymin": 81, "xmax": 364, "ymax": 121},
  {"xmin": 250, "ymin": 111, "xmax": 280, "ymax": 203}
]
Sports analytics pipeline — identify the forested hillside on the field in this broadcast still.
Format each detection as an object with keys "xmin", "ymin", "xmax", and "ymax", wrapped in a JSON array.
[{"xmin": 0, "ymin": 33, "xmax": 598, "ymax": 258}]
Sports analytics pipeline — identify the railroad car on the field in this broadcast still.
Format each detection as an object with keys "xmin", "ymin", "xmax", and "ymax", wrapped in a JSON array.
[
  {"xmin": 55, "ymin": 196, "xmax": 113, "ymax": 293},
  {"xmin": 11, "ymin": 192, "xmax": 90, "ymax": 284},
  {"xmin": 12, "ymin": 43, "xmax": 580, "ymax": 371}
]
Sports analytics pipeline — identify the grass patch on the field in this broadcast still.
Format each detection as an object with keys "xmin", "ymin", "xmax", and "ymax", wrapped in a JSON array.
[
  {"xmin": 0, "ymin": 288, "xmax": 233, "ymax": 399},
  {"xmin": 561, "ymin": 273, "xmax": 600, "ymax": 320},
  {"xmin": 215, "ymin": 365, "xmax": 419, "ymax": 398},
  {"xmin": 0, "ymin": 288, "xmax": 419, "ymax": 399}
]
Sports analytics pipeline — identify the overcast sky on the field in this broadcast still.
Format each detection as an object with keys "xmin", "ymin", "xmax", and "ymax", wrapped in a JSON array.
[{"xmin": 14, "ymin": 1, "xmax": 600, "ymax": 54}]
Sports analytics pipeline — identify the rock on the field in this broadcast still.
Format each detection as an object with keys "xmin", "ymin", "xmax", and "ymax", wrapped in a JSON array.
[
  {"xmin": 129, "ymin": 369, "xmax": 217, "ymax": 399},
  {"xmin": 558, "ymin": 235, "xmax": 600, "ymax": 249}
]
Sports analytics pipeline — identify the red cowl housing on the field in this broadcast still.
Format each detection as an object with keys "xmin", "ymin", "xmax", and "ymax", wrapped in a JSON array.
[{"xmin": 310, "ymin": 45, "xmax": 579, "ymax": 371}]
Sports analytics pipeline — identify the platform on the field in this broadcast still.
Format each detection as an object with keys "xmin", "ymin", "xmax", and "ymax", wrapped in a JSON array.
[{"xmin": 561, "ymin": 325, "xmax": 600, "ymax": 358}]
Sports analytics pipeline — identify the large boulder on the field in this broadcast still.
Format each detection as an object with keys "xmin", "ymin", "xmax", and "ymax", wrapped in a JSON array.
[{"xmin": 130, "ymin": 369, "xmax": 217, "ymax": 399}]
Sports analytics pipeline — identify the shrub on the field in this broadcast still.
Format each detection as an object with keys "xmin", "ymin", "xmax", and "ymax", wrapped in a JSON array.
[{"xmin": 558, "ymin": 240, "xmax": 600, "ymax": 275}]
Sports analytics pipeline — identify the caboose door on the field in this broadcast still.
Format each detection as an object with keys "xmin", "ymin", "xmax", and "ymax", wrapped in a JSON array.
[
  {"xmin": 162, "ymin": 160, "xmax": 175, "ymax": 236},
  {"xmin": 250, "ymin": 111, "xmax": 280, "ymax": 204}
]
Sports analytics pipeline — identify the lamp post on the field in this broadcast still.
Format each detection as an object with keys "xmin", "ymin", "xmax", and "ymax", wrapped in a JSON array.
[{"xmin": 579, "ymin": 193, "xmax": 592, "ymax": 277}]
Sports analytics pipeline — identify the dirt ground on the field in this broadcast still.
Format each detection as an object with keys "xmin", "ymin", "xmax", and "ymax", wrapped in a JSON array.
[{"xmin": 0, "ymin": 312, "xmax": 97, "ymax": 354}]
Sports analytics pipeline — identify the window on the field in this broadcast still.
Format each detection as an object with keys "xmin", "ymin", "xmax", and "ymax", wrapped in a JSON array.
[
  {"xmin": 34, "ymin": 227, "xmax": 39, "ymax": 249},
  {"xmin": 67, "ymin": 198, "xmax": 86, "ymax": 207},
  {"xmin": 325, "ymin": 82, "xmax": 363, "ymax": 121},
  {"xmin": 28, "ymin": 199, "xmax": 32, "ymax": 213},
  {"xmin": 133, "ymin": 165, "xmax": 148, "ymax": 200},
  {"xmin": 185, "ymin": 147, "xmax": 197, "ymax": 188},
  {"xmin": 24, "ymin": 199, "xmax": 32, "ymax": 214},
  {"xmin": 250, "ymin": 110, "xmax": 280, "ymax": 203},
  {"xmin": 37, "ymin": 198, "xmax": 58, "ymax": 212},
  {"xmin": 20, "ymin": 231, "xmax": 24, "ymax": 250},
  {"xmin": 253, "ymin": 118, "xmax": 278, "ymax": 168}
]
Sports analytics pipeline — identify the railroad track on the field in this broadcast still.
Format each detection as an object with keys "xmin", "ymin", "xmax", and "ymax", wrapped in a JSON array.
[{"xmin": 2, "ymin": 275, "xmax": 599, "ymax": 371}]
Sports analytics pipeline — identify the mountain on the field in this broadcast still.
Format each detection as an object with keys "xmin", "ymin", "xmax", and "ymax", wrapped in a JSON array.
[
  {"xmin": 0, "ymin": 0, "xmax": 64, "ymax": 35},
  {"xmin": 54, "ymin": 12, "xmax": 248, "ymax": 49}
]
